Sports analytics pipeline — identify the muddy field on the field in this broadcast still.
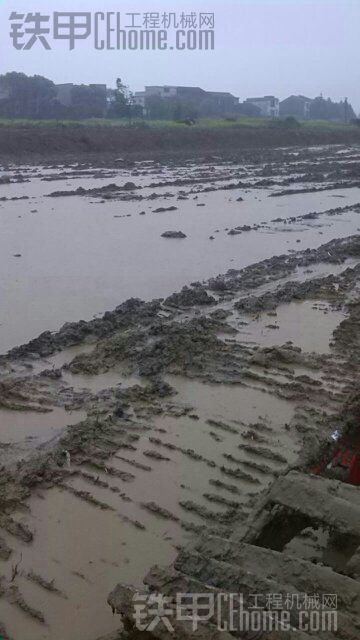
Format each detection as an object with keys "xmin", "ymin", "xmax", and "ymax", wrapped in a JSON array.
[
  {"xmin": 1, "ymin": 144, "xmax": 360, "ymax": 639},
  {"xmin": 1, "ymin": 125, "xmax": 360, "ymax": 162},
  {"xmin": 2, "ymin": 145, "xmax": 360, "ymax": 351}
]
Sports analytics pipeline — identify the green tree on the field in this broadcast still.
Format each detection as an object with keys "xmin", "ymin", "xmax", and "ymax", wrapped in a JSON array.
[
  {"xmin": 108, "ymin": 78, "xmax": 134, "ymax": 120},
  {"xmin": 0, "ymin": 72, "xmax": 56, "ymax": 118},
  {"xmin": 70, "ymin": 85, "xmax": 106, "ymax": 119}
]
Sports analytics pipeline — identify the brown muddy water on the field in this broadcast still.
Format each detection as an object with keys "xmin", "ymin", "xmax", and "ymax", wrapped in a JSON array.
[
  {"xmin": 30, "ymin": 346, "xmax": 144, "ymax": 394},
  {"xmin": 0, "ymin": 373, "xmax": 299, "ymax": 640},
  {"xmin": 1, "ymin": 146, "xmax": 360, "ymax": 639},
  {"xmin": 0, "ymin": 406, "xmax": 84, "ymax": 448},
  {"xmin": 233, "ymin": 300, "xmax": 347, "ymax": 353},
  {"xmin": 1, "ymin": 153, "xmax": 360, "ymax": 353}
]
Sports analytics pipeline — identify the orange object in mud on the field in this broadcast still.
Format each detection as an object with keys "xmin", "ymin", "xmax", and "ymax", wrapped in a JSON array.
[
  {"xmin": 310, "ymin": 443, "xmax": 360, "ymax": 486},
  {"xmin": 349, "ymin": 453, "xmax": 360, "ymax": 485}
]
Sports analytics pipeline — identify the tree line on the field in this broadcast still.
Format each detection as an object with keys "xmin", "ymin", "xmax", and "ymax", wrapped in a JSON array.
[
  {"xmin": 0, "ymin": 72, "xmax": 357, "ymax": 122},
  {"xmin": 0, "ymin": 72, "xmax": 139, "ymax": 120}
]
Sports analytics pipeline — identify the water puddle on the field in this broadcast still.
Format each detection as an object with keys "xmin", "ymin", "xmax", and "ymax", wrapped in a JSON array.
[
  {"xmin": 0, "ymin": 487, "xmax": 177, "ymax": 640},
  {"xmin": 0, "ymin": 406, "xmax": 85, "ymax": 462},
  {"xmin": 0, "ymin": 375, "xmax": 300, "ymax": 639},
  {"xmin": 28, "ymin": 346, "xmax": 143, "ymax": 394},
  {"xmin": 29, "ymin": 344, "xmax": 95, "ymax": 374},
  {"xmin": 60, "ymin": 369, "xmax": 143, "ymax": 394},
  {"xmin": 234, "ymin": 300, "xmax": 346, "ymax": 353},
  {"xmin": 165, "ymin": 375, "xmax": 295, "ymax": 425}
]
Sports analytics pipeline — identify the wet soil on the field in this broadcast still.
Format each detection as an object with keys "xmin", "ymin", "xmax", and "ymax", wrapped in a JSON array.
[
  {"xmin": 1, "ymin": 125, "xmax": 360, "ymax": 164},
  {"xmin": 2, "ymin": 146, "xmax": 360, "ymax": 352},
  {"xmin": 1, "ymin": 144, "xmax": 360, "ymax": 639}
]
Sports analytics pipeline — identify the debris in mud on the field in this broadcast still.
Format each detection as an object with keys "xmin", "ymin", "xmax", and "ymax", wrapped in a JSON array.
[
  {"xmin": 161, "ymin": 230, "xmax": 186, "ymax": 238},
  {"xmin": 0, "ymin": 379, "xmax": 53, "ymax": 412},
  {"xmin": 141, "ymin": 502, "xmax": 179, "ymax": 521},
  {"xmin": 47, "ymin": 182, "xmax": 140, "ymax": 199},
  {"xmin": 220, "ymin": 465, "xmax": 261, "ymax": 484},
  {"xmin": 111, "ymin": 471, "xmax": 360, "ymax": 639},
  {"xmin": 208, "ymin": 478, "xmax": 241, "ymax": 494},
  {"xmin": 0, "ymin": 537, "xmax": 12, "ymax": 560},
  {"xmin": 7, "ymin": 585, "xmax": 46, "ymax": 624},
  {"xmin": 0, "ymin": 624, "xmax": 9, "ymax": 640},
  {"xmin": 154, "ymin": 206, "xmax": 178, "ymax": 213},
  {"xmin": 179, "ymin": 500, "xmax": 236, "ymax": 523},
  {"xmin": 26, "ymin": 571, "xmax": 65, "ymax": 597},
  {"xmin": 235, "ymin": 274, "xmax": 342, "ymax": 313},
  {"xmin": 59, "ymin": 483, "xmax": 116, "ymax": 511},
  {"xmin": 143, "ymin": 450, "xmax": 171, "ymax": 461},
  {"xmin": 206, "ymin": 419, "xmax": 239, "ymax": 434},
  {"xmin": 0, "ymin": 517, "xmax": 34, "ymax": 543},
  {"xmin": 2, "ymin": 147, "xmax": 360, "ymax": 639}
]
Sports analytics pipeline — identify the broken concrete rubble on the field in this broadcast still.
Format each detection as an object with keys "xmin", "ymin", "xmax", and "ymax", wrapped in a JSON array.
[{"xmin": 110, "ymin": 471, "xmax": 360, "ymax": 639}]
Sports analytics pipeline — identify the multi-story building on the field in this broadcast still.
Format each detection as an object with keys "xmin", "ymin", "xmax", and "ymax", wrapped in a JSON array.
[
  {"xmin": 280, "ymin": 95, "xmax": 312, "ymax": 119},
  {"xmin": 134, "ymin": 85, "xmax": 239, "ymax": 117},
  {"xmin": 245, "ymin": 96, "xmax": 280, "ymax": 118}
]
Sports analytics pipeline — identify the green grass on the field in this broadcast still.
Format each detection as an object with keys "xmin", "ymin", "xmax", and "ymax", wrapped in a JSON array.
[
  {"xmin": 0, "ymin": 116, "xmax": 268, "ymax": 129},
  {"xmin": 302, "ymin": 119, "xmax": 356, "ymax": 131},
  {"xmin": 0, "ymin": 116, "xmax": 358, "ymax": 132}
]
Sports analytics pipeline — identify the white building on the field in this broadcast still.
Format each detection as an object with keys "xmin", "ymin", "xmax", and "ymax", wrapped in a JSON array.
[
  {"xmin": 133, "ymin": 91, "xmax": 146, "ymax": 108},
  {"xmin": 245, "ymin": 96, "xmax": 280, "ymax": 118},
  {"xmin": 134, "ymin": 85, "xmax": 239, "ymax": 117}
]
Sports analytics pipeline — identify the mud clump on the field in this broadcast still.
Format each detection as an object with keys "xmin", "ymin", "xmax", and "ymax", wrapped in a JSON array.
[
  {"xmin": 235, "ymin": 275, "xmax": 340, "ymax": 314},
  {"xmin": 26, "ymin": 571, "xmax": 65, "ymax": 597},
  {"xmin": 7, "ymin": 585, "xmax": 45, "ymax": 624},
  {"xmin": 154, "ymin": 206, "xmax": 178, "ymax": 213},
  {"xmin": 135, "ymin": 318, "xmax": 226, "ymax": 377},
  {"xmin": 165, "ymin": 285, "xmax": 215, "ymax": 307},
  {"xmin": 48, "ymin": 181, "xmax": 140, "ymax": 199},
  {"xmin": 0, "ymin": 379, "xmax": 53, "ymax": 412},
  {"xmin": 250, "ymin": 344, "xmax": 306, "ymax": 368},
  {"xmin": 0, "ymin": 537, "xmax": 12, "ymax": 560},
  {"xmin": 161, "ymin": 230, "xmax": 186, "ymax": 238},
  {"xmin": 8, "ymin": 298, "xmax": 161, "ymax": 360}
]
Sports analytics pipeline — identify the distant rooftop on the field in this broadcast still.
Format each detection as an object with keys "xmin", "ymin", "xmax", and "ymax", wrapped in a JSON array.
[
  {"xmin": 246, "ymin": 96, "xmax": 277, "ymax": 102},
  {"xmin": 281, "ymin": 94, "xmax": 312, "ymax": 100}
]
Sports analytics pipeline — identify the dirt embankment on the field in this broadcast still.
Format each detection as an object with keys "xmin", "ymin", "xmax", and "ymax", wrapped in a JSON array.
[{"xmin": 1, "ymin": 124, "xmax": 360, "ymax": 162}]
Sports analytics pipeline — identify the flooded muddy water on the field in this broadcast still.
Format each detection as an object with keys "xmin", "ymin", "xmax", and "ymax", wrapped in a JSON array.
[
  {"xmin": 0, "ymin": 487, "xmax": 176, "ymax": 640},
  {"xmin": 0, "ymin": 406, "xmax": 84, "ymax": 446},
  {"xmin": 0, "ymin": 374, "xmax": 299, "ymax": 640},
  {"xmin": 234, "ymin": 300, "xmax": 346, "ymax": 354},
  {"xmin": 0, "ymin": 382, "xmax": 334, "ymax": 639},
  {"xmin": 1, "ymin": 158, "xmax": 360, "ymax": 353},
  {"xmin": 1, "ymin": 146, "xmax": 360, "ymax": 640}
]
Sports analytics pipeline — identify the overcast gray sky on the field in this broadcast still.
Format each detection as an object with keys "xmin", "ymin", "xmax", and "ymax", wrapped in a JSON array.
[{"xmin": 0, "ymin": 0, "xmax": 359, "ymax": 111}]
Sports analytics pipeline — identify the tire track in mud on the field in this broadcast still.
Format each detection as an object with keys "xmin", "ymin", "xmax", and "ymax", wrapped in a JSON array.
[{"xmin": 1, "ymin": 146, "xmax": 360, "ymax": 639}]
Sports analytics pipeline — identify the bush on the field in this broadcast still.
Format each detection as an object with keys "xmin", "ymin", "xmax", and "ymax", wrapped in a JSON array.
[{"xmin": 270, "ymin": 116, "xmax": 301, "ymax": 129}]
